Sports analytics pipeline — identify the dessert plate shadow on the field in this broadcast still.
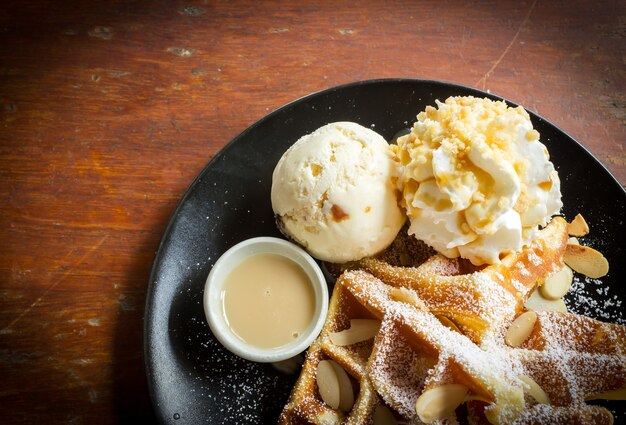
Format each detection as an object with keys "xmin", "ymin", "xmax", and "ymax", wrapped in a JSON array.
[{"xmin": 144, "ymin": 79, "xmax": 626, "ymax": 424}]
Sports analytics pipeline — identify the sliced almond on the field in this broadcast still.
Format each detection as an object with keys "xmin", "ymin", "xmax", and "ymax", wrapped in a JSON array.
[
  {"xmin": 373, "ymin": 404, "xmax": 397, "ymax": 425},
  {"xmin": 389, "ymin": 287, "xmax": 428, "ymax": 310},
  {"xmin": 329, "ymin": 319, "xmax": 381, "ymax": 346},
  {"xmin": 329, "ymin": 360, "xmax": 354, "ymax": 411},
  {"xmin": 519, "ymin": 375, "xmax": 550, "ymax": 404},
  {"xmin": 564, "ymin": 244, "xmax": 609, "ymax": 279},
  {"xmin": 505, "ymin": 311, "xmax": 538, "ymax": 347},
  {"xmin": 525, "ymin": 290, "xmax": 568, "ymax": 312},
  {"xmin": 539, "ymin": 265, "xmax": 573, "ymax": 300},
  {"xmin": 415, "ymin": 384, "xmax": 468, "ymax": 423},
  {"xmin": 316, "ymin": 360, "xmax": 340, "ymax": 409},
  {"xmin": 436, "ymin": 315, "xmax": 462, "ymax": 334},
  {"xmin": 568, "ymin": 214, "xmax": 589, "ymax": 237},
  {"xmin": 586, "ymin": 387, "xmax": 626, "ymax": 401},
  {"xmin": 568, "ymin": 237, "xmax": 579, "ymax": 245}
]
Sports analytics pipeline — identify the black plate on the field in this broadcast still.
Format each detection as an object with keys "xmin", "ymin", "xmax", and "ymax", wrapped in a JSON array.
[{"xmin": 144, "ymin": 79, "xmax": 626, "ymax": 424}]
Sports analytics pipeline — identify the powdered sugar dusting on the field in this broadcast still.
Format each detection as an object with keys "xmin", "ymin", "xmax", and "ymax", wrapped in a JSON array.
[
  {"xmin": 566, "ymin": 275, "xmax": 624, "ymax": 324},
  {"xmin": 512, "ymin": 403, "xmax": 615, "ymax": 424},
  {"xmin": 511, "ymin": 279, "xmax": 526, "ymax": 295},
  {"xmin": 368, "ymin": 319, "xmax": 427, "ymax": 420},
  {"xmin": 526, "ymin": 252, "xmax": 543, "ymax": 266},
  {"xmin": 344, "ymin": 271, "xmax": 527, "ymax": 423},
  {"xmin": 332, "ymin": 263, "xmax": 625, "ymax": 425},
  {"xmin": 190, "ymin": 332, "xmax": 292, "ymax": 423}
]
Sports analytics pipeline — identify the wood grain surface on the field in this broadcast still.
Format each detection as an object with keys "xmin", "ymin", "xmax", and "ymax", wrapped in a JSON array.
[{"xmin": 0, "ymin": 0, "xmax": 624, "ymax": 423}]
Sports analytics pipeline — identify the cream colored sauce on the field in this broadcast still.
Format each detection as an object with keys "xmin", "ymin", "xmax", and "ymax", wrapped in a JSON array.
[{"xmin": 221, "ymin": 253, "xmax": 316, "ymax": 349}]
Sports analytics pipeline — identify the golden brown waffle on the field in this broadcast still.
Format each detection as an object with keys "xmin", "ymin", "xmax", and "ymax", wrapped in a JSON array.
[
  {"xmin": 464, "ymin": 310, "xmax": 625, "ymax": 424},
  {"xmin": 356, "ymin": 217, "xmax": 569, "ymax": 345},
  {"xmin": 469, "ymin": 403, "xmax": 615, "ymax": 425},
  {"xmin": 521, "ymin": 310, "xmax": 626, "ymax": 356},
  {"xmin": 513, "ymin": 311, "xmax": 625, "ymax": 410},
  {"xmin": 278, "ymin": 270, "xmax": 383, "ymax": 424},
  {"xmin": 280, "ymin": 268, "xmax": 625, "ymax": 424},
  {"xmin": 280, "ymin": 216, "xmax": 624, "ymax": 424},
  {"xmin": 280, "ymin": 270, "xmax": 529, "ymax": 424},
  {"xmin": 346, "ymin": 270, "xmax": 529, "ymax": 424}
]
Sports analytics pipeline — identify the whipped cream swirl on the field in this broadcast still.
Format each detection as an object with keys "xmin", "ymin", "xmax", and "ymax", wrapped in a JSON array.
[{"xmin": 396, "ymin": 96, "xmax": 562, "ymax": 265}]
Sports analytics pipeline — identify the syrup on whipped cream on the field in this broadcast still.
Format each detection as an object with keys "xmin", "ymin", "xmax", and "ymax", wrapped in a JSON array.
[{"xmin": 395, "ymin": 96, "xmax": 562, "ymax": 265}]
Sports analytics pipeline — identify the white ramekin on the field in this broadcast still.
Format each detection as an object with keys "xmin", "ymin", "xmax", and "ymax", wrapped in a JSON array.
[{"xmin": 203, "ymin": 237, "xmax": 328, "ymax": 363}]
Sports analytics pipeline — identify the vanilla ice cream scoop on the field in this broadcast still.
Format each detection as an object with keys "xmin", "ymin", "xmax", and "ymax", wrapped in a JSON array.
[
  {"xmin": 396, "ymin": 96, "xmax": 562, "ymax": 265},
  {"xmin": 271, "ymin": 122, "xmax": 405, "ymax": 263}
]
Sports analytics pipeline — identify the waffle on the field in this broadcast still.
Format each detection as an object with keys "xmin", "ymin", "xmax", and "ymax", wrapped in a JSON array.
[
  {"xmin": 513, "ymin": 311, "xmax": 626, "ymax": 408},
  {"xmin": 469, "ymin": 404, "xmax": 615, "ymax": 425},
  {"xmin": 279, "ymin": 270, "xmax": 527, "ymax": 424},
  {"xmin": 278, "ymin": 270, "xmax": 383, "ymax": 424},
  {"xmin": 464, "ymin": 310, "xmax": 625, "ymax": 424},
  {"xmin": 356, "ymin": 217, "xmax": 569, "ymax": 345},
  {"xmin": 279, "ymin": 215, "xmax": 625, "ymax": 424},
  {"xmin": 280, "ymin": 269, "xmax": 625, "ymax": 424},
  {"xmin": 352, "ymin": 270, "xmax": 535, "ymax": 423}
]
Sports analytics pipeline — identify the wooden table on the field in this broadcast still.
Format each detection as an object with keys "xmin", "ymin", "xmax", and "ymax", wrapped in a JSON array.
[{"xmin": 1, "ymin": 0, "xmax": 624, "ymax": 423}]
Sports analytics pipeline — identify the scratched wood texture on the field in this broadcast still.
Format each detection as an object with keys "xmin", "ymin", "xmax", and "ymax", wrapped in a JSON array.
[{"xmin": 0, "ymin": 0, "xmax": 624, "ymax": 423}]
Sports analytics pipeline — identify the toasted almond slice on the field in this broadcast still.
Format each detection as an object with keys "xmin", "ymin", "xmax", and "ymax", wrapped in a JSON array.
[
  {"xmin": 525, "ymin": 290, "xmax": 568, "ymax": 312},
  {"xmin": 539, "ymin": 265, "xmax": 573, "ymax": 300},
  {"xmin": 436, "ymin": 315, "xmax": 462, "ymax": 334},
  {"xmin": 564, "ymin": 244, "xmax": 609, "ymax": 279},
  {"xmin": 373, "ymin": 404, "xmax": 397, "ymax": 425},
  {"xmin": 568, "ymin": 237, "xmax": 579, "ymax": 245},
  {"xmin": 328, "ymin": 360, "xmax": 354, "ymax": 411},
  {"xmin": 316, "ymin": 360, "xmax": 340, "ymax": 409},
  {"xmin": 329, "ymin": 319, "xmax": 381, "ymax": 346},
  {"xmin": 519, "ymin": 375, "xmax": 550, "ymax": 404},
  {"xmin": 505, "ymin": 311, "xmax": 538, "ymax": 347},
  {"xmin": 586, "ymin": 387, "xmax": 626, "ymax": 401},
  {"xmin": 415, "ymin": 384, "xmax": 468, "ymax": 423},
  {"xmin": 389, "ymin": 287, "xmax": 428, "ymax": 310},
  {"xmin": 568, "ymin": 213, "xmax": 589, "ymax": 236}
]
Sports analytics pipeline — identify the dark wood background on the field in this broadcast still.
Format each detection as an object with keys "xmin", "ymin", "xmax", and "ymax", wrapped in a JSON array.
[{"xmin": 1, "ymin": 0, "xmax": 624, "ymax": 423}]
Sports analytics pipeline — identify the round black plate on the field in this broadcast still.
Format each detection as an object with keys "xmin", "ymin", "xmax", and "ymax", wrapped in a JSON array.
[{"xmin": 144, "ymin": 79, "xmax": 626, "ymax": 424}]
